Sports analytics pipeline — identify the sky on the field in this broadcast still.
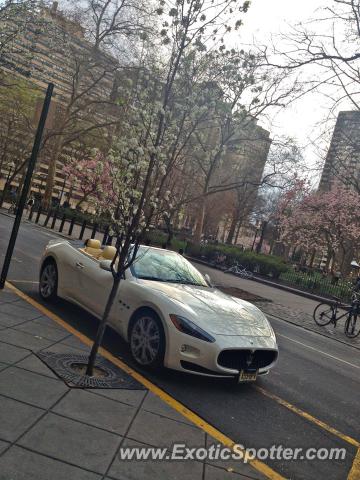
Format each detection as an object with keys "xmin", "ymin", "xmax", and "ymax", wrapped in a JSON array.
[{"xmin": 235, "ymin": 0, "xmax": 342, "ymax": 179}]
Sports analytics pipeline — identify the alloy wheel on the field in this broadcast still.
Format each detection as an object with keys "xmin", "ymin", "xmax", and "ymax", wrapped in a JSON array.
[
  {"xmin": 130, "ymin": 316, "xmax": 161, "ymax": 365},
  {"xmin": 40, "ymin": 263, "xmax": 57, "ymax": 299}
]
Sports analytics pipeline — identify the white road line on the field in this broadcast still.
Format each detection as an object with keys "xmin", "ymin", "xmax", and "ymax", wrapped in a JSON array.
[{"xmin": 277, "ymin": 332, "xmax": 360, "ymax": 370}]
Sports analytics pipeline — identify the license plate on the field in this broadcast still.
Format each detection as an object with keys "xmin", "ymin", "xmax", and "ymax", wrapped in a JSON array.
[{"xmin": 238, "ymin": 370, "xmax": 258, "ymax": 383}]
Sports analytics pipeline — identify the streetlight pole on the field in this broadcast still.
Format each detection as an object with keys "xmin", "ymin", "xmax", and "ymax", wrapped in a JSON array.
[{"xmin": 0, "ymin": 84, "xmax": 54, "ymax": 289}]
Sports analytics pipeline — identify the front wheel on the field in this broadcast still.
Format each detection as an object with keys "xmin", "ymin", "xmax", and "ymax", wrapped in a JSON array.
[
  {"xmin": 129, "ymin": 310, "xmax": 165, "ymax": 369},
  {"xmin": 39, "ymin": 260, "xmax": 58, "ymax": 302},
  {"xmin": 344, "ymin": 314, "xmax": 360, "ymax": 338},
  {"xmin": 313, "ymin": 303, "xmax": 335, "ymax": 326}
]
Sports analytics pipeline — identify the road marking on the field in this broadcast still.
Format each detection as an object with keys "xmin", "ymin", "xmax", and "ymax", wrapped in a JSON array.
[
  {"xmin": 277, "ymin": 333, "xmax": 360, "ymax": 369},
  {"xmin": 10, "ymin": 280, "xmax": 39, "ymax": 284},
  {"xmin": 255, "ymin": 386, "xmax": 360, "ymax": 448},
  {"xmin": 348, "ymin": 448, "xmax": 360, "ymax": 480},
  {"xmin": 5, "ymin": 281, "xmax": 285, "ymax": 480}
]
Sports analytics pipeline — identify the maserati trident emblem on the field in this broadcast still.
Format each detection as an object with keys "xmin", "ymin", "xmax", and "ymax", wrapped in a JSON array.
[{"xmin": 246, "ymin": 352, "xmax": 254, "ymax": 367}]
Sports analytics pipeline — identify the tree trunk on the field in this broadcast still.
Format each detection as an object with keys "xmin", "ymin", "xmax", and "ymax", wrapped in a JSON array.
[
  {"xmin": 226, "ymin": 214, "xmax": 237, "ymax": 244},
  {"xmin": 309, "ymin": 248, "xmax": 316, "ymax": 268},
  {"xmin": 269, "ymin": 240, "xmax": 274, "ymax": 255},
  {"xmin": 235, "ymin": 221, "xmax": 242, "ymax": 245},
  {"xmin": 256, "ymin": 221, "xmax": 268, "ymax": 254},
  {"xmin": 43, "ymin": 135, "xmax": 62, "ymax": 210},
  {"xmin": 86, "ymin": 276, "xmax": 121, "ymax": 376},
  {"xmin": 0, "ymin": 180, "xmax": 10, "ymax": 207},
  {"xmin": 194, "ymin": 198, "xmax": 206, "ymax": 243}
]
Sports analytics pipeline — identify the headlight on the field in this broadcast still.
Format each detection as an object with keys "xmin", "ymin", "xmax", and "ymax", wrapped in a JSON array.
[{"xmin": 169, "ymin": 314, "xmax": 215, "ymax": 343}]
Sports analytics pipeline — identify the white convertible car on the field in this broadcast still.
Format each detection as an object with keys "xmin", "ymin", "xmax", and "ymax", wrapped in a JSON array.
[{"xmin": 39, "ymin": 238, "xmax": 278, "ymax": 381}]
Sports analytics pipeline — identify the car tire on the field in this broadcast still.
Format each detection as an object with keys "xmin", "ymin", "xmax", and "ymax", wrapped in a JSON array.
[
  {"xmin": 39, "ymin": 259, "xmax": 58, "ymax": 302},
  {"xmin": 129, "ymin": 310, "xmax": 165, "ymax": 369}
]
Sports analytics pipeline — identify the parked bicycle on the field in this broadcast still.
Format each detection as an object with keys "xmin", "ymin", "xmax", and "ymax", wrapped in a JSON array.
[
  {"xmin": 224, "ymin": 263, "xmax": 254, "ymax": 279},
  {"xmin": 7, "ymin": 201, "xmax": 17, "ymax": 215},
  {"xmin": 313, "ymin": 291, "xmax": 360, "ymax": 338}
]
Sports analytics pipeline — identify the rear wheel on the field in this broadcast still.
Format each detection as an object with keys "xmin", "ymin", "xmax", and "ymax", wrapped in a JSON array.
[
  {"xmin": 39, "ymin": 260, "xmax": 58, "ymax": 302},
  {"xmin": 129, "ymin": 310, "xmax": 165, "ymax": 369},
  {"xmin": 344, "ymin": 314, "xmax": 360, "ymax": 338},
  {"xmin": 313, "ymin": 303, "xmax": 335, "ymax": 326}
]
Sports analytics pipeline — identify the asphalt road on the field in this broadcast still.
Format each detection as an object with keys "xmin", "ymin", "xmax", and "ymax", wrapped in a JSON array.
[{"xmin": 1, "ymin": 213, "xmax": 359, "ymax": 480}]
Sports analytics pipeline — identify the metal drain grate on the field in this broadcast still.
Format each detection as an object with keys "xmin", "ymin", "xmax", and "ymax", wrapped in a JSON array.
[{"xmin": 37, "ymin": 352, "xmax": 145, "ymax": 390}]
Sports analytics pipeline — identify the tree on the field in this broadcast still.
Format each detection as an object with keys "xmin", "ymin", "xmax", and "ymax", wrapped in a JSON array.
[
  {"xmin": 150, "ymin": 47, "xmax": 301, "ymax": 243},
  {"xmin": 0, "ymin": 0, "xmax": 153, "ymax": 209},
  {"xmin": 85, "ymin": 0, "xmax": 253, "ymax": 375},
  {"xmin": 0, "ymin": 76, "xmax": 40, "ymax": 206},
  {"xmin": 41, "ymin": 0, "xmax": 153, "ymax": 208},
  {"xmin": 277, "ymin": 183, "xmax": 360, "ymax": 272},
  {"xmin": 263, "ymin": 0, "xmax": 360, "ymax": 110},
  {"xmin": 63, "ymin": 152, "xmax": 113, "ymax": 209}
]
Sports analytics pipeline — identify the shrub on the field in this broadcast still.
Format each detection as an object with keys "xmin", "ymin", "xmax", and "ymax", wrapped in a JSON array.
[
  {"xmin": 186, "ymin": 242, "xmax": 289, "ymax": 278},
  {"xmin": 145, "ymin": 229, "xmax": 187, "ymax": 252}
]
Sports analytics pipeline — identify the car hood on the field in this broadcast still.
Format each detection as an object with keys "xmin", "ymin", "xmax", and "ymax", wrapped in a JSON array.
[{"xmin": 138, "ymin": 280, "xmax": 272, "ymax": 337}]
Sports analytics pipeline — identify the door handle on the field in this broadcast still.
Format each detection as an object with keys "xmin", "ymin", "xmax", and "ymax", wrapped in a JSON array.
[{"xmin": 76, "ymin": 262, "xmax": 84, "ymax": 269}]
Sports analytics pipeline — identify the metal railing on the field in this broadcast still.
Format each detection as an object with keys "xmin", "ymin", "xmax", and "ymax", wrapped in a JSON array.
[
  {"xmin": 26, "ymin": 204, "xmax": 113, "ymax": 245},
  {"xmin": 279, "ymin": 269, "xmax": 353, "ymax": 303}
]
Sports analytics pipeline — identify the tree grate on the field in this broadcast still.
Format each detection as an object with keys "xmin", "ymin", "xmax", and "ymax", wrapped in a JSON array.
[{"xmin": 36, "ymin": 352, "xmax": 146, "ymax": 390}]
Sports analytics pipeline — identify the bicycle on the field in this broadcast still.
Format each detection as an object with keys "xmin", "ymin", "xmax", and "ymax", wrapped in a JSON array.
[
  {"xmin": 7, "ymin": 201, "xmax": 17, "ymax": 215},
  {"xmin": 224, "ymin": 263, "xmax": 254, "ymax": 279},
  {"xmin": 313, "ymin": 292, "xmax": 360, "ymax": 338}
]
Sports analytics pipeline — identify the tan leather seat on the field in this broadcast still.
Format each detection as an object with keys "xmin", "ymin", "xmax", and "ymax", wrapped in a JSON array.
[
  {"xmin": 84, "ymin": 239, "xmax": 102, "ymax": 258},
  {"xmin": 99, "ymin": 246, "xmax": 117, "ymax": 261}
]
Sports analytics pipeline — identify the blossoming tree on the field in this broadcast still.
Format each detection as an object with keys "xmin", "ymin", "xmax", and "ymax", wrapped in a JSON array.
[
  {"xmin": 278, "ymin": 183, "xmax": 360, "ymax": 272},
  {"xmin": 63, "ymin": 153, "xmax": 113, "ymax": 210},
  {"xmin": 85, "ymin": 0, "xmax": 254, "ymax": 375}
]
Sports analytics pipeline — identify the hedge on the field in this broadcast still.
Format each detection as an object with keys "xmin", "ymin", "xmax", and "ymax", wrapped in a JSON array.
[{"xmin": 185, "ymin": 242, "xmax": 289, "ymax": 279}]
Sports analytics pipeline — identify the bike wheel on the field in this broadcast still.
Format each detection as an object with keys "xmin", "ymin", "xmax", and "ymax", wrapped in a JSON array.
[
  {"xmin": 344, "ymin": 314, "xmax": 360, "ymax": 338},
  {"xmin": 313, "ymin": 303, "xmax": 335, "ymax": 326}
]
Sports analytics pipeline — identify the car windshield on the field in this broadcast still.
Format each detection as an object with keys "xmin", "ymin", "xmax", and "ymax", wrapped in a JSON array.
[{"xmin": 131, "ymin": 247, "xmax": 207, "ymax": 287}]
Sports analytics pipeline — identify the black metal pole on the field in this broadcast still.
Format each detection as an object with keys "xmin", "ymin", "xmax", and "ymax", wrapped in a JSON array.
[
  {"xmin": 0, "ymin": 84, "xmax": 54, "ymax": 289},
  {"xmin": 68, "ymin": 217, "xmax": 75, "ymax": 236}
]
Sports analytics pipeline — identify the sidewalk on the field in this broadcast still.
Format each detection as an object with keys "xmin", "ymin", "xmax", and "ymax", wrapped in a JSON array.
[{"xmin": 0, "ymin": 286, "xmax": 266, "ymax": 480}]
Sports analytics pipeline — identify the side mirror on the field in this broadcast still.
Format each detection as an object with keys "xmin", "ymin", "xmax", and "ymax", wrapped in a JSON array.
[
  {"xmin": 100, "ymin": 260, "xmax": 112, "ymax": 272},
  {"xmin": 204, "ymin": 273, "xmax": 213, "ymax": 287}
]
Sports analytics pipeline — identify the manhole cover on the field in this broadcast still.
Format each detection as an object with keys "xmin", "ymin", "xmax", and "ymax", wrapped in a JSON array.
[{"xmin": 37, "ymin": 352, "xmax": 145, "ymax": 390}]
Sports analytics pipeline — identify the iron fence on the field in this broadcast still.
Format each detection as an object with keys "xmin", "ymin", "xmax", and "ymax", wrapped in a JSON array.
[{"xmin": 279, "ymin": 269, "xmax": 354, "ymax": 304}]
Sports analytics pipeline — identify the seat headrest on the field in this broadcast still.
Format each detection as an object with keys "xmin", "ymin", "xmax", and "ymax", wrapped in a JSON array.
[
  {"xmin": 86, "ymin": 239, "xmax": 101, "ymax": 249},
  {"xmin": 101, "ymin": 246, "xmax": 117, "ymax": 261}
]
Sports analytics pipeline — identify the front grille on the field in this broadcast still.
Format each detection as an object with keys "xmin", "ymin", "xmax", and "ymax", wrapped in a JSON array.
[{"xmin": 217, "ymin": 349, "xmax": 278, "ymax": 370}]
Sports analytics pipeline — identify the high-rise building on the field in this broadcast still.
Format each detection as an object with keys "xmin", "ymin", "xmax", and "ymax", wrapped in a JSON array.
[
  {"xmin": 319, "ymin": 111, "xmax": 360, "ymax": 192},
  {"xmin": 0, "ymin": 1, "xmax": 120, "ymax": 206}
]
